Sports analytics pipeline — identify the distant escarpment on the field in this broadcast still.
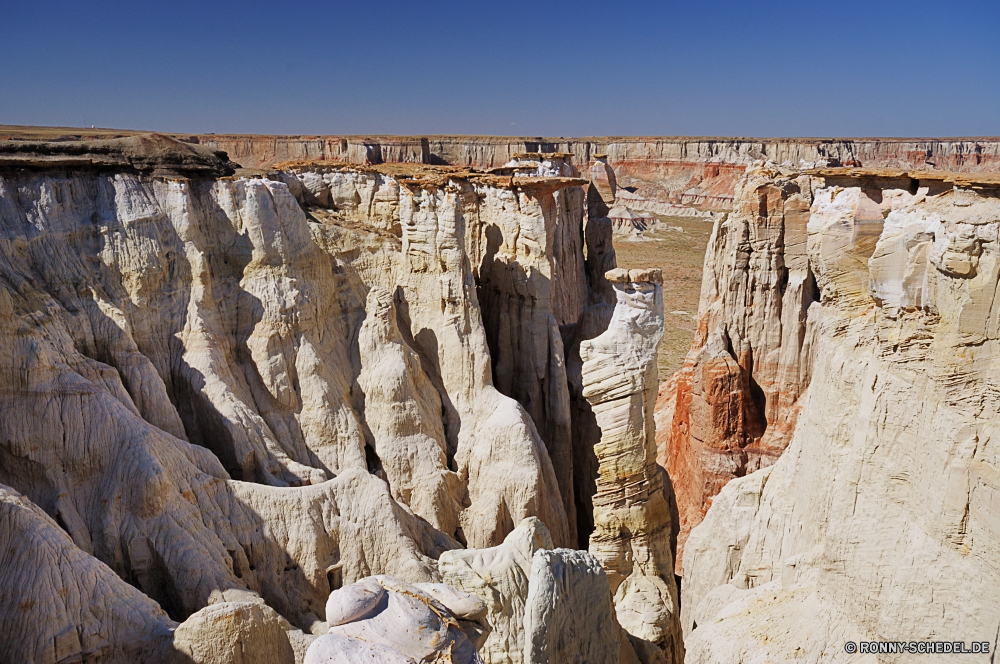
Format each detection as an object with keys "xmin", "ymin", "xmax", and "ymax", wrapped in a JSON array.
[{"xmin": 6, "ymin": 126, "xmax": 999, "ymax": 215}]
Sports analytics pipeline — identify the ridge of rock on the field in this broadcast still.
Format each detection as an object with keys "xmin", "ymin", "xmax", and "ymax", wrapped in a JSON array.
[
  {"xmin": 0, "ymin": 133, "xmax": 238, "ymax": 178},
  {"xmin": 678, "ymin": 163, "xmax": 1000, "ymax": 661}
]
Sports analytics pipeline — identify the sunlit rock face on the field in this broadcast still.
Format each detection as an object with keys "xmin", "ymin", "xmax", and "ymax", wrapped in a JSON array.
[
  {"xmin": 680, "ymin": 168, "xmax": 1000, "ymax": 661},
  {"xmin": 194, "ymin": 133, "xmax": 1000, "ymax": 214},
  {"xmin": 0, "ymin": 135, "xmax": 639, "ymax": 661},
  {"xmin": 580, "ymin": 267, "xmax": 684, "ymax": 662},
  {"xmin": 438, "ymin": 517, "xmax": 645, "ymax": 664},
  {"xmin": 657, "ymin": 163, "xmax": 819, "ymax": 568},
  {"xmin": 305, "ymin": 575, "xmax": 485, "ymax": 663}
]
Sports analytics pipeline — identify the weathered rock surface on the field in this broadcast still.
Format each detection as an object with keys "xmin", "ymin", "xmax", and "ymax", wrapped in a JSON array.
[
  {"xmin": 523, "ymin": 548, "xmax": 621, "ymax": 664},
  {"xmin": 305, "ymin": 575, "xmax": 484, "ymax": 663},
  {"xmin": 0, "ymin": 140, "xmax": 633, "ymax": 659},
  {"xmin": 439, "ymin": 517, "xmax": 644, "ymax": 664},
  {"xmin": 580, "ymin": 267, "xmax": 683, "ymax": 662},
  {"xmin": 357, "ymin": 286, "xmax": 464, "ymax": 533},
  {"xmin": 681, "ymin": 169, "xmax": 1000, "ymax": 661},
  {"xmin": 173, "ymin": 600, "xmax": 301, "ymax": 664},
  {"xmin": 0, "ymin": 483, "xmax": 176, "ymax": 663},
  {"xmin": 276, "ymin": 161, "xmax": 582, "ymax": 550},
  {"xmin": 0, "ymin": 133, "xmax": 238, "ymax": 178},
  {"xmin": 438, "ymin": 518, "xmax": 555, "ymax": 663},
  {"xmin": 658, "ymin": 163, "xmax": 819, "ymax": 566}
]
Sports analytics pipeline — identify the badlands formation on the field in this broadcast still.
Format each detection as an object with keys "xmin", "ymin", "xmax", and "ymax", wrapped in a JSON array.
[
  {"xmin": 677, "ymin": 164, "xmax": 1000, "ymax": 661},
  {"xmin": 0, "ymin": 134, "xmax": 679, "ymax": 663},
  {"xmin": 0, "ymin": 128, "xmax": 998, "ymax": 663}
]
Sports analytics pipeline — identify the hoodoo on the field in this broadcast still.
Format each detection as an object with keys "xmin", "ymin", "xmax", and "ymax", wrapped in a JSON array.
[{"xmin": 581, "ymin": 267, "xmax": 683, "ymax": 662}]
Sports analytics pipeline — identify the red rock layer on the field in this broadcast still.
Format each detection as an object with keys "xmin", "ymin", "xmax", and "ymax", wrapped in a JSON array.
[
  {"xmin": 656, "ymin": 165, "xmax": 820, "ymax": 571},
  {"xmin": 179, "ymin": 134, "xmax": 1000, "ymax": 214}
]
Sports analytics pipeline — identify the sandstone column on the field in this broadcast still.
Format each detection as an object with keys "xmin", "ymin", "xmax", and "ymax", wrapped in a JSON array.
[{"xmin": 580, "ymin": 267, "xmax": 683, "ymax": 661}]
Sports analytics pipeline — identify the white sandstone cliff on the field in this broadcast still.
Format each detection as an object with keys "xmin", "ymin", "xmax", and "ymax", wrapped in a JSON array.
[
  {"xmin": 0, "ymin": 136, "xmax": 682, "ymax": 662},
  {"xmin": 681, "ymin": 167, "xmax": 1000, "ymax": 662}
]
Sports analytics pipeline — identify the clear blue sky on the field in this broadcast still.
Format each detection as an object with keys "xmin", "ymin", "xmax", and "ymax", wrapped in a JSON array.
[{"xmin": 3, "ymin": 0, "xmax": 998, "ymax": 137}]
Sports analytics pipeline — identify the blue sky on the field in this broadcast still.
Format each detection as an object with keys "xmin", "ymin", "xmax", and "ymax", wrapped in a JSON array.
[{"xmin": 2, "ymin": 0, "xmax": 998, "ymax": 137}]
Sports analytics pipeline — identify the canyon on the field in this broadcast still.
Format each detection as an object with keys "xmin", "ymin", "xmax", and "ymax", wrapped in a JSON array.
[
  {"xmin": 679, "ymin": 164, "xmax": 1000, "ymax": 662},
  {"xmin": 0, "ymin": 127, "xmax": 997, "ymax": 663},
  {"xmin": 6, "ymin": 125, "xmax": 1000, "ymax": 215}
]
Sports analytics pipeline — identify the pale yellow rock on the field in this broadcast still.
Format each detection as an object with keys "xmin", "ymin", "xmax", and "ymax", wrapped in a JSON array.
[
  {"xmin": 439, "ymin": 517, "xmax": 640, "ymax": 664},
  {"xmin": 172, "ymin": 600, "xmax": 297, "ymax": 664},
  {"xmin": 579, "ymin": 271, "xmax": 683, "ymax": 662},
  {"xmin": 281, "ymin": 165, "xmax": 576, "ymax": 548}
]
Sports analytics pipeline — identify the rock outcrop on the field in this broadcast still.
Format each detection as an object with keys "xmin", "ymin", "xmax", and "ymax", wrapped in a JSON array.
[
  {"xmin": 439, "ymin": 517, "xmax": 644, "ymax": 664},
  {"xmin": 357, "ymin": 286, "xmax": 464, "ymax": 534},
  {"xmin": 681, "ymin": 168, "xmax": 1000, "ymax": 660},
  {"xmin": 438, "ymin": 517, "xmax": 554, "ymax": 664},
  {"xmin": 580, "ymin": 267, "xmax": 683, "ymax": 662},
  {"xmin": 173, "ymin": 601, "xmax": 303, "ymax": 664},
  {"xmin": 523, "ymin": 548, "xmax": 622, "ymax": 664},
  {"xmin": 0, "ymin": 134, "xmax": 639, "ymax": 660},
  {"xmin": 305, "ymin": 576, "xmax": 484, "ymax": 663},
  {"xmin": 657, "ymin": 163, "xmax": 819, "ymax": 566},
  {"xmin": 0, "ymin": 132, "xmax": 238, "ymax": 177}
]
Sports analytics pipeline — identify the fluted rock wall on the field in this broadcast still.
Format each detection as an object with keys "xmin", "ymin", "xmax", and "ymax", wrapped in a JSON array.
[
  {"xmin": 0, "ymin": 136, "xmax": 631, "ymax": 660},
  {"xmin": 657, "ymin": 164, "xmax": 820, "ymax": 567},
  {"xmin": 680, "ymin": 169, "xmax": 1000, "ymax": 661}
]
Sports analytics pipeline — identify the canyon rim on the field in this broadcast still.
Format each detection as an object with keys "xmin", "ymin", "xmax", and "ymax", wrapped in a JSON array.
[{"xmin": 0, "ymin": 127, "xmax": 998, "ymax": 664}]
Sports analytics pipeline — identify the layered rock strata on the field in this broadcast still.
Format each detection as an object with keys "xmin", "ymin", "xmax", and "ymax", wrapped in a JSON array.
[
  {"xmin": 580, "ymin": 267, "xmax": 683, "ymax": 662},
  {"xmin": 184, "ymin": 134, "xmax": 1000, "ymax": 213},
  {"xmin": 438, "ymin": 517, "xmax": 646, "ymax": 664},
  {"xmin": 658, "ymin": 163, "xmax": 820, "ymax": 566},
  {"xmin": 0, "ymin": 481, "xmax": 312, "ymax": 664},
  {"xmin": 9, "ymin": 127, "xmax": 997, "ymax": 214},
  {"xmin": 0, "ymin": 135, "xmax": 635, "ymax": 660},
  {"xmin": 681, "ymin": 168, "xmax": 1000, "ymax": 661}
]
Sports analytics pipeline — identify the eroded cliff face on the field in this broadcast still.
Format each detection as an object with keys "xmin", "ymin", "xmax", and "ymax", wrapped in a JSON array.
[
  {"xmin": 0, "ymin": 135, "xmax": 684, "ymax": 663},
  {"xmin": 680, "ymin": 168, "xmax": 1000, "ymax": 662},
  {"xmin": 186, "ymin": 133, "xmax": 1000, "ymax": 214},
  {"xmin": 657, "ymin": 164, "xmax": 820, "ymax": 567}
]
